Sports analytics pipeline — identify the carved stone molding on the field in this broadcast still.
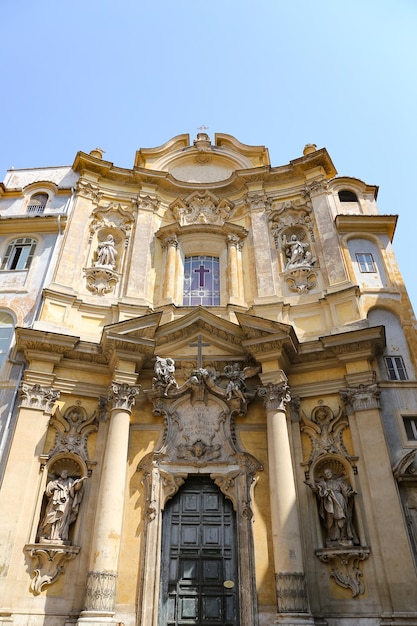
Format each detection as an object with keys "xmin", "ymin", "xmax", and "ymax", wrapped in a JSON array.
[
  {"xmin": 339, "ymin": 383, "xmax": 381, "ymax": 413},
  {"xmin": 84, "ymin": 570, "xmax": 118, "ymax": 611},
  {"xmin": 84, "ymin": 267, "xmax": 120, "ymax": 295},
  {"xmin": 20, "ymin": 383, "xmax": 60, "ymax": 414},
  {"xmin": 276, "ymin": 572, "xmax": 309, "ymax": 613},
  {"xmin": 108, "ymin": 382, "xmax": 140, "ymax": 412},
  {"xmin": 316, "ymin": 547, "xmax": 370, "ymax": 598},
  {"xmin": 25, "ymin": 544, "xmax": 79, "ymax": 595},
  {"xmin": 258, "ymin": 382, "xmax": 291, "ymax": 412}
]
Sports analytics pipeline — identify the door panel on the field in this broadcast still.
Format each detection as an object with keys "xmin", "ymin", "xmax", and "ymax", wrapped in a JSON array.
[{"xmin": 159, "ymin": 477, "xmax": 239, "ymax": 626}]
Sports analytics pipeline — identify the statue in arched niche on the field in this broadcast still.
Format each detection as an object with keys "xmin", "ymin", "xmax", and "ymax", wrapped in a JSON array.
[
  {"xmin": 309, "ymin": 465, "xmax": 358, "ymax": 547},
  {"xmin": 39, "ymin": 469, "xmax": 87, "ymax": 544},
  {"xmin": 95, "ymin": 234, "xmax": 118, "ymax": 269},
  {"xmin": 282, "ymin": 232, "xmax": 315, "ymax": 270}
]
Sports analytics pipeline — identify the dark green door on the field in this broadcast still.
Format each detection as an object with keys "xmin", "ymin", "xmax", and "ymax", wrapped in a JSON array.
[{"xmin": 159, "ymin": 476, "xmax": 239, "ymax": 626}]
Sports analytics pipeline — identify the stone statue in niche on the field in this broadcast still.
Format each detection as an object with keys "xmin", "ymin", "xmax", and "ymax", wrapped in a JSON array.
[
  {"xmin": 95, "ymin": 234, "xmax": 117, "ymax": 269},
  {"xmin": 282, "ymin": 233, "xmax": 315, "ymax": 270},
  {"xmin": 38, "ymin": 470, "xmax": 87, "ymax": 544},
  {"xmin": 310, "ymin": 468, "xmax": 358, "ymax": 547},
  {"xmin": 153, "ymin": 356, "xmax": 179, "ymax": 396}
]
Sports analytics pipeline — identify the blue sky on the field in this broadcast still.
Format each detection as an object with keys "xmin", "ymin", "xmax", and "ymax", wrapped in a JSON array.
[{"xmin": 1, "ymin": 0, "xmax": 416, "ymax": 312}]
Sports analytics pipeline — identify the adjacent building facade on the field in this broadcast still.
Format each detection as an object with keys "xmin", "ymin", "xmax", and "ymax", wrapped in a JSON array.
[{"xmin": 0, "ymin": 133, "xmax": 416, "ymax": 626}]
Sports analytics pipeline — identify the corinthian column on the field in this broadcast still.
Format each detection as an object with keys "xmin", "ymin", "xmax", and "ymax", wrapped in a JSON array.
[
  {"xmin": 227, "ymin": 234, "xmax": 244, "ymax": 304},
  {"xmin": 78, "ymin": 382, "xmax": 139, "ymax": 626},
  {"xmin": 258, "ymin": 380, "xmax": 312, "ymax": 621}
]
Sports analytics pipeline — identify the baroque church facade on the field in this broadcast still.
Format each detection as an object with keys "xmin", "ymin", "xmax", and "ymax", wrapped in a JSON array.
[{"xmin": 0, "ymin": 132, "xmax": 417, "ymax": 626}]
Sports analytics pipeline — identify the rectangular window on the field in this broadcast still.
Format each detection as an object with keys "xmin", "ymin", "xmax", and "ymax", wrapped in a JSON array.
[
  {"xmin": 183, "ymin": 256, "xmax": 220, "ymax": 306},
  {"xmin": 356, "ymin": 253, "xmax": 376, "ymax": 273},
  {"xmin": 385, "ymin": 356, "xmax": 408, "ymax": 381},
  {"xmin": 403, "ymin": 416, "xmax": 417, "ymax": 441}
]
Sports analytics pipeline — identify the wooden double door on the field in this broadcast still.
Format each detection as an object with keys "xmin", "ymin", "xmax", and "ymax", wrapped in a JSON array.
[{"xmin": 159, "ymin": 476, "xmax": 239, "ymax": 626}]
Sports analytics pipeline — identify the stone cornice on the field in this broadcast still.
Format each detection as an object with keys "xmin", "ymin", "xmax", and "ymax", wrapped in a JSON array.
[
  {"xmin": 71, "ymin": 144, "xmax": 337, "ymax": 198},
  {"xmin": 0, "ymin": 214, "xmax": 68, "ymax": 234},
  {"xmin": 156, "ymin": 221, "xmax": 248, "ymax": 241},
  {"xmin": 335, "ymin": 214, "xmax": 397, "ymax": 241}
]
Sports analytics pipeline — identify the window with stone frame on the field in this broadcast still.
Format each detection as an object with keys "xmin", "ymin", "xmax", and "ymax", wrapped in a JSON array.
[
  {"xmin": 385, "ymin": 355, "xmax": 408, "ymax": 381},
  {"xmin": 1, "ymin": 238, "xmax": 37, "ymax": 271},
  {"xmin": 338, "ymin": 189, "xmax": 358, "ymax": 202},
  {"xmin": 183, "ymin": 255, "xmax": 220, "ymax": 306},
  {"xmin": 403, "ymin": 416, "xmax": 417, "ymax": 441},
  {"xmin": 356, "ymin": 252, "xmax": 376, "ymax": 273}
]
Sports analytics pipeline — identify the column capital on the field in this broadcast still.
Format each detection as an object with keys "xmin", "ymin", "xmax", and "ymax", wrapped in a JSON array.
[
  {"xmin": 227, "ymin": 234, "xmax": 243, "ymax": 250},
  {"xmin": 161, "ymin": 234, "xmax": 178, "ymax": 250},
  {"xmin": 258, "ymin": 382, "xmax": 291, "ymax": 412},
  {"xmin": 19, "ymin": 383, "xmax": 60, "ymax": 414},
  {"xmin": 108, "ymin": 382, "xmax": 140, "ymax": 412},
  {"xmin": 339, "ymin": 382, "xmax": 380, "ymax": 413}
]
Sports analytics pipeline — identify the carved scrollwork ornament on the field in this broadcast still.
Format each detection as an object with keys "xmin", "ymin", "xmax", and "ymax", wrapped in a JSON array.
[
  {"xmin": 84, "ymin": 267, "xmax": 120, "ymax": 295},
  {"xmin": 47, "ymin": 402, "xmax": 98, "ymax": 464},
  {"xmin": 170, "ymin": 191, "xmax": 233, "ymax": 226},
  {"xmin": 315, "ymin": 547, "xmax": 370, "ymax": 598},
  {"xmin": 25, "ymin": 544, "xmax": 80, "ymax": 595},
  {"xmin": 300, "ymin": 403, "xmax": 355, "ymax": 467}
]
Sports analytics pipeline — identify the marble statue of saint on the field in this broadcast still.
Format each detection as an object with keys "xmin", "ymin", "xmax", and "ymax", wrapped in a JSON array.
[
  {"xmin": 95, "ymin": 234, "xmax": 117, "ymax": 268},
  {"xmin": 313, "ymin": 468, "xmax": 357, "ymax": 546},
  {"xmin": 39, "ymin": 470, "xmax": 87, "ymax": 543},
  {"xmin": 283, "ymin": 234, "xmax": 313, "ymax": 269}
]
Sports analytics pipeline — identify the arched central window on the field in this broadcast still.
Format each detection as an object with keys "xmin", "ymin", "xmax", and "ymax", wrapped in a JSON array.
[{"xmin": 183, "ymin": 256, "xmax": 220, "ymax": 306}]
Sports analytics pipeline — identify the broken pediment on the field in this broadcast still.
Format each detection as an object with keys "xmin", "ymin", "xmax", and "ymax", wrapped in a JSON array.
[{"xmin": 133, "ymin": 133, "xmax": 270, "ymax": 183}]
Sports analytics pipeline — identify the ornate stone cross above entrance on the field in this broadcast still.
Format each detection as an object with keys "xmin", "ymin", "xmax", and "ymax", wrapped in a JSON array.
[{"xmin": 189, "ymin": 334, "xmax": 210, "ymax": 368}]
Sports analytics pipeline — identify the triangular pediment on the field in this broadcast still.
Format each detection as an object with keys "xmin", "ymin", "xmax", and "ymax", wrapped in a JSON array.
[{"xmin": 154, "ymin": 307, "xmax": 249, "ymax": 368}]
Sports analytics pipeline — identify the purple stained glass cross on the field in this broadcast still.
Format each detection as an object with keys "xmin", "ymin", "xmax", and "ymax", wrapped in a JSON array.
[{"xmin": 194, "ymin": 264, "xmax": 210, "ymax": 287}]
